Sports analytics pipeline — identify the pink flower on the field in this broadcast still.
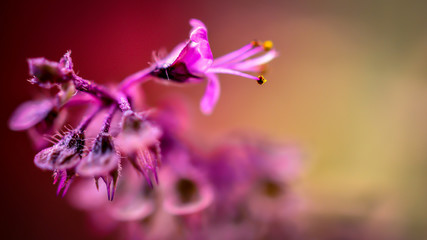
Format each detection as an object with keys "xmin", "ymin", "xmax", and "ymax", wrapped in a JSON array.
[
  {"xmin": 161, "ymin": 165, "xmax": 214, "ymax": 215},
  {"xmin": 122, "ymin": 19, "xmax": 278, "ymax": 114},
  {"xmin": 152, "ymin": 19, "xmax": 277, "ymax": 114}
]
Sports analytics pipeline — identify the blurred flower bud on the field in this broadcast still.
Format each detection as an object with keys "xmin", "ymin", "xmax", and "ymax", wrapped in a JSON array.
[{"xmin": 28, "ymin": 51, "xmax": 74, "ymax": 88}]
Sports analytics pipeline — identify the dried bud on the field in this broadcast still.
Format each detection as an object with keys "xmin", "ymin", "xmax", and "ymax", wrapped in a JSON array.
[{"xmin": 28, "ymin": 52, "xmax": 74, "ymax": 88}]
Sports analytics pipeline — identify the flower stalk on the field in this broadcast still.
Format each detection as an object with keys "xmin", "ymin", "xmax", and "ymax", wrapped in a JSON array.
[{"xmin": 10, "ymin": 19, "xmax": 277, "ymax": 200}]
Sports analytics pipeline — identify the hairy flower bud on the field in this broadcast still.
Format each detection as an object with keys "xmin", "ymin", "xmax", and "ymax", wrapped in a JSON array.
[
  {"xmin": 77, "ymin": 132, "xmax": 120, "ymax": 177},
  {"xmin": 34, "ymin": 130, "xmax": 85, "ymax": 170},
  {"xmin": 28, "ymin": 51, "xmax": 74, "ymax": 88}
]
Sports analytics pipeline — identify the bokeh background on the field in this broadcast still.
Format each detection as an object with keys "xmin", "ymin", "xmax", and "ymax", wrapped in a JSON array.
[{"xmin": 1, "ymin": 0, "xmax": 427, "ymax": 239}]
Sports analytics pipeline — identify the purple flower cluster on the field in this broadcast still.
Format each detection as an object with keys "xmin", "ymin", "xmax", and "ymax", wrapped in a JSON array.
[
  {"xmin": 69, "ymin": 100, "xmax": 302, "ymax": 239},
  {"xmin": 10, "ymin": 19, "xmax": 290, "ymax": 237},
  {"xmin": 8, "ymin": 18, "xmax": 304, "ymax": 239}
]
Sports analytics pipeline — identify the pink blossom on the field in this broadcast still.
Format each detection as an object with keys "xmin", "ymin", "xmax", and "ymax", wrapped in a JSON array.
[{"xmin": 121, "ymin": 19, "xmax": 278, "ymax": 114}]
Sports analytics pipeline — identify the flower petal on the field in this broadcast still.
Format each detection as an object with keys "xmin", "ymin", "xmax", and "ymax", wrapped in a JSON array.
[
  {"xmin": 34, "ymin": 147, "xmax": 55, "ymax": 170},
  {"xmin": 9, "ymin": 99, "xmax": 55, "ymax": 131},
  {"xmin": 190, "ymin": 26, "xmax": 208, "ymax": 43},
  {"xmin": 200, "ymin": 73, "xmax": 220, "ymax": 115},
  {"xmin": 171, "ymin": 20, "xmax": 213, "ymax": 75},
  {"xmin": 110, "ymin": 194, "xmax": 155, "ymax": 221},
  {"xmin": 157, "ymin": 42, "xmax": 187, "ymax": 67},
  {"xmin": 77, "ymin": 153, "xmax": 120, "ymax": 177},
  {"xmin": 189, "ymin": 18, "xmax": 206, "ymax": 30},
  {"xmin": 173, "ymin": 40, "xmax": 213, "ymax": 75},
  {"xmin": 162, "ymin": 167, "xmax": 214, "ymax": 215}
]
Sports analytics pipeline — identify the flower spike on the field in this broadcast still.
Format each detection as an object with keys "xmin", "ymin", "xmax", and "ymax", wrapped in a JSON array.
[{"xmin": 11, "ymin": 19, "xmax": 278, "ymax": 202}]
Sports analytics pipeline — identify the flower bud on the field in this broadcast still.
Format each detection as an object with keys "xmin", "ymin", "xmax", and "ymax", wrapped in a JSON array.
[
  {"xmin": 117, "ymin": 111, "xmax": 162, "ymax": 153},
  {"xmin": 28, "ymin": 52, "xmax": 74, "ymax": 88},
  {"xmin": 77, "ymin": 132, "xmax": 120, "ymax": 177},
  {"xmin": 9, "ymin": 98, "xmax": 57, "ymax": 131},
  {"xmin": 34, "ymin": 130, "xmax": 85, "ymax": 170}
]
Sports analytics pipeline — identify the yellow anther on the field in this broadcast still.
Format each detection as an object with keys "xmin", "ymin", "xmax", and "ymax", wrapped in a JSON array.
[
  {"xmin": 257, "ymin": 75, "xmax": 267, "ymax": 85},
  {"xmin": 262, "ymin": 41, "xmax": 273, "ymax": 51}
]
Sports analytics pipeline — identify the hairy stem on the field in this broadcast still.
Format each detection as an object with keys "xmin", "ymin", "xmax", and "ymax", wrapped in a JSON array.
[
  {"xmin": 102, "ymin": 104, "xmax": 118, "ymax": 133},
  {"xmin": 119, "ymin": 67, "xmax": 153, "ymax": 92},
  {"xmin": 72, "ymin": 75, "xmax": 116, "ymax": 104},
  {"xmin": 117, "ymin": 93, "xmax": 132, "ymax": 112}
]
